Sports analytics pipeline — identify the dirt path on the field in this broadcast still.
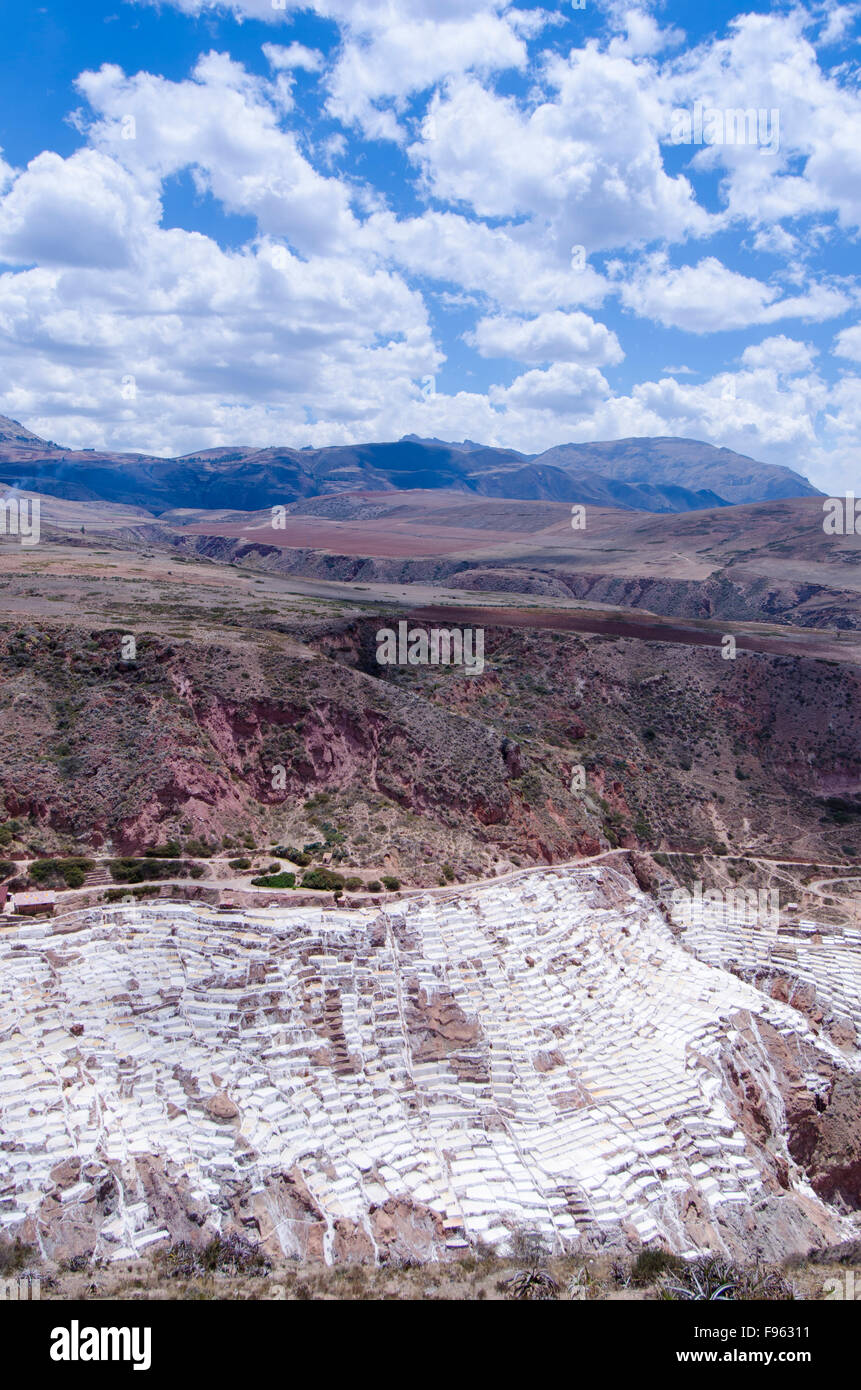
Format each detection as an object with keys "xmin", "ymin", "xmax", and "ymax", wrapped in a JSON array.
[{"xmin": 5, "ymin": 847, "xmax": 856, "ymax": 914}]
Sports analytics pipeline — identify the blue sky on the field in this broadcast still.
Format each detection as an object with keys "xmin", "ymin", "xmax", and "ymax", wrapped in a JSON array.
[{"xmin": 0, "ymin": 0, "xmax": 859, "ymax": 489}]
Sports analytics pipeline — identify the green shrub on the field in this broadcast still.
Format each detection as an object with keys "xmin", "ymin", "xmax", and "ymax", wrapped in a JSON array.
[
  {"xmin": 517, "ymin": 771, "xmax": 543, "ymax": 806},
  {"xmin": 381, "ymin": 876, "xmax": 401, "ymax": 891},
  {"xmin": 104, "ymin": 885, "xmax": 161, "ymax": 902},
  {"xmin": 344, "ymin": 876, "xmax": 363, "ymax": 891},
  {"xmin": 272, "ymin": 846, "xmax": 311, "ymax": 866},
  {"xmin": 29, "ymin": 857, "xmax": 94, "ymax": 889},
  {"xmin": 367, "ymin": 880, "xmax": 382, "ymax": 893},
  {"xmin": 630, "ymin": 1247, "xmax": 686, "ymax": 1287},
  {"xmin": 108, "ymin": 859, "xmax": 189, "ymax": 883},
  {"xmin": 0, "ymin": 1238, "xmax": 34, "ymax": 1276},
  {"xmin": 229, "ymin": 857, "xmax": 251, "ymax": 871},
  {"xmin": 184, "ymin": 838, "xmax": 215, "ymax": 858},
  {"xmin": 301, "ymin": 867, "xmax": 345, "ymax": 891},
  {"xmin": 251, "ymin": 872, "xmax": 296, "ymax": 889}
]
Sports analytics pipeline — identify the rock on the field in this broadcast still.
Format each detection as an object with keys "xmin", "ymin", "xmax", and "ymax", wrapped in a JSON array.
[{"xmin": 205, "ymin": 1091, "xmax": 239, "ymax": 1121}]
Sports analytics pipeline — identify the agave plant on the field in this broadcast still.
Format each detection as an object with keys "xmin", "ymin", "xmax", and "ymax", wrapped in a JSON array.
[
  {"xmin": 567, "ymin": 1266, "xmax": 590, "ymax": 1301},
  {"xmin": 660, "ymin": 1256, "xmax": 738, "ymax": 1301},
  {"xmin": 500, "ymin": 1267, "xmax": 561, "ymax": 1301}
]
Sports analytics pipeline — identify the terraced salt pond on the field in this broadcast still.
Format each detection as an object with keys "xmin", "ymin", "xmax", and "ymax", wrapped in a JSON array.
[{"xmin": 0, "ymin": 866, "xmax": 857, "ymax": 1264}]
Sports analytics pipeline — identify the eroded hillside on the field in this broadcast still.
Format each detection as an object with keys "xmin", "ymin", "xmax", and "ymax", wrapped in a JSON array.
[{"xmin": 0, "ymin": 615, "xmax": 857, "ymax": 880}]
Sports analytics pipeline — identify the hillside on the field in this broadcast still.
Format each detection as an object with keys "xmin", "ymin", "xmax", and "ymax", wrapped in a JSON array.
[{"xmin": 0, "ymin": 608, "xmax": 857, "ymax": 873}]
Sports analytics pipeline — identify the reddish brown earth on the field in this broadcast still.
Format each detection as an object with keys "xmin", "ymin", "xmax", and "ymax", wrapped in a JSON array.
[{"xmin": 0, "ymin": 604, "xmax": 857, "ymax": 879}]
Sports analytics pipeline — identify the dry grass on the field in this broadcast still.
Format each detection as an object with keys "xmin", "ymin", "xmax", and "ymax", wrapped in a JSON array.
[{"xmin": 25, "ymin": 1246, "xmax": 850, "ymax": 1302}]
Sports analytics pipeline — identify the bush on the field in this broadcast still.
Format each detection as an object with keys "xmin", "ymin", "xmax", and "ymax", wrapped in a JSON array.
[
  {"xmin": 301, "ymin": 867, "xmax": 345, "ymax": 891},
  {"xmin": 159, "ymin": 1236, "xmax": 270, "ymax": 1280},
  {"xmin": 108, "ymin": 858, "xmax": 190, "ymax": 883},
  {"xmin": 510, "ymin": 1228, "xmax": 550, "ymax": 1265},
  {"xmin": 29, "ymin": 857, "xmax": 94, "ymax": 889},
  {"xmin": 658, "ymin": 1256, "xmax": 795, "ymax": 1302},
  {"xmin": 367, "ymin": 880, "xmax": 382, "ymax": 893},
  {"xmin": 0, "ymin": 1237, "xmax": 34, "ymax": 1276},
  {"xmin": 630, "ymin": 1247, "xmax": 687, "ymax": 1287},
  {"xmin": 517, "ymin": 770, "xmax": 543, "ymax": 806},
  {"xmin": 251, "ymin": 872, "xmax": 295, "ymax": 889},
  {"xmin": 228, "ymin": 858, "xmax": 251, "ymax": 871},
  {"xmin": 381, "ymin": 876, "xmax": 401, "ymax": 891},
  {"xmin": 105, "ymin": 885, "xmax": 161, "ymax": 902},
  {"xmin": 272, "ymin": 847, "xmax": 310, "ymax": 866},
  {"xmin": 0, "ymin": 860, "xmax": 15, "ymax": 881},
  {"xmin": 184, "ymin": 838, "xmax": 215, "ymax": 858},
  {"xmin": 344, "ymin": 876, "xmax": 363, "ymax": 891}
]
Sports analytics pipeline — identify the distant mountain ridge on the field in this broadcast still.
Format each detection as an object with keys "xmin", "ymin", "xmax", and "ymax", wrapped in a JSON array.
[{"xmin": 0, "ymin": 415, "xmax": 821, "ymax": 515}]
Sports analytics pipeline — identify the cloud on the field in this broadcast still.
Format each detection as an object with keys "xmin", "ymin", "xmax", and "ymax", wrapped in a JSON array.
[
  {"xmin": 411, "ymin": 55, "xmax": 712, "ymax": 253},
  {"xmin": 362, "ymin": 208, "xmax": 610, "ymax": 313},
  {"xmin": 75, "ymin": 57, "xmax": 360, "ymax": 256},
  {"xmin": 0, "ymin": 149, "xmax": 159, "ymax": 269},
  {"xmin": 0, "ymin": 150, "xmax": 440, "ymax": 456},
  {"xmin": 740, "ymin": 335, "xmax": 817, "ymax": 373},
  {"xmin": 490, "ymin": 361, "xmax": 612, "ymax": 414},
  {"xmin": 833, "ymin": 324, "xmax": 861, "ymax": 361},
  {"xmin": 618, "ymin": 255, "xmax": 849, "ymax": 332},
  {"xmin": 467, "ymin": 310, "xmax": 624, "ymax": 366},
  {"xmin": 663, "ymin": 9, "xmax": 861, "ymax": 233},
  {"xmin": 262, "ymin": 43, "xmax": 324, "ymax": 72},
  {"xmin": 325, "ymin": 8, "xmax": 530, "ymax": 140}
]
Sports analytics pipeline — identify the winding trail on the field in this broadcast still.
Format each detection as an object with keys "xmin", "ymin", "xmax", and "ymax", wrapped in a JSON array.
[{"xmin": 4, "ymin": 845, "xmax": 857, "ymax": 920}]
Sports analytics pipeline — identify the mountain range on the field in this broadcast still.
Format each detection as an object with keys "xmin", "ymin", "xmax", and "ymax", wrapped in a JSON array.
[{"xmin": 0, "ymin": 415, "xmax": 821, "ymax": 515}]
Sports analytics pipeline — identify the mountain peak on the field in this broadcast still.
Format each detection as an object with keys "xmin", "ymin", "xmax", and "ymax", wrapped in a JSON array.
[{"xmin": 0, "ymin": 414, "xmax": 54, "ymax": 447}]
